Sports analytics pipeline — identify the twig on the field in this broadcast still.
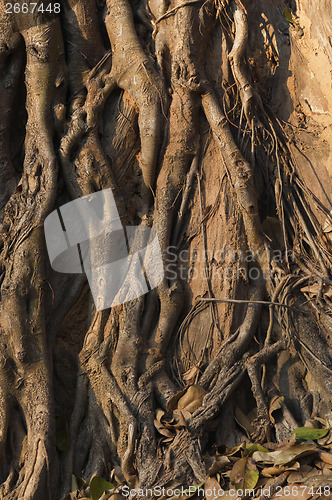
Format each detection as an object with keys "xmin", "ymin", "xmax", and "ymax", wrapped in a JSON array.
[
  {"xmin": 197, "ymin": 297, "xmax": 308, "ymax": 313},
  {"xmin": 154, "ymin": 0, "xmax": 204, "ymax": 25}
]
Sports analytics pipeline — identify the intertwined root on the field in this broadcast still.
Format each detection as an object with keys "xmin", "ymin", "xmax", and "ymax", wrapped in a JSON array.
[{"xmin": 0, "ymin": 0, "xmax": 331, "ymax": 498}]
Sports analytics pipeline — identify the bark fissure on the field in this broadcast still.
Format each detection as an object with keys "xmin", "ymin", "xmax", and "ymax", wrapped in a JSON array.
[{"xmin": 0, "ymin": 0, "xmax": 331, "ymax": 498}]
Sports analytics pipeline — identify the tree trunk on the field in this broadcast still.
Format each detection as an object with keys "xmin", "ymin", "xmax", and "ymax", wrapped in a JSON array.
[{"xmin": 0, "ymin": 0, "xmax": 331, "ymax": 498}]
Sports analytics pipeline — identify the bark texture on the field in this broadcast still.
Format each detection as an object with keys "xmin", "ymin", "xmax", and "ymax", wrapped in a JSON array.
[{"xmin": 0, "ymin": 0, "xmax": 331, "ymax": 498}]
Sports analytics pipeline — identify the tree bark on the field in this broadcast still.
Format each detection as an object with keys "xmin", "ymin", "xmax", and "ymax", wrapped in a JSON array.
[{"xmin": 0, "ymin": 0, "xmax": 331, "ymax": 498}]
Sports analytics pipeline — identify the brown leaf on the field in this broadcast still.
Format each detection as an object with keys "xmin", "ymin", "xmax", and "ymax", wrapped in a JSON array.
[
  {"xmin": 225, "ymin": 443, "xmax": 246, "ymax": 457},
  {"xmin": 252, "ymin": 444, "xmax": 318, "ymax": 466},
  {"xmin": 262, "ymin": 462, "xmax": 300, "ymax": 478},
  {"xmin": 155, "ymin": 409, "xmax": 166, "ymax": 422},
  {"xmin": 269, "ymin": 396, "xmax": 284, "ymax": 424},
  {"xmin": 176, "ymin": 385, "xmax": 207, "ymax": 413},
  {"xmin": 230, "ymin": 456, "xmax": 259, "ymax": 489},
  {"xmin": 323, "ymin": 212, "xmax": 332, "ymax": 233},
  {"xmin": 234, "ymin": 407, "xmax": 255, "ymax": 436},
  {"xmin": 155, "ymin": 409, "xmax": 180, "ymax": 429},
  {"xmin": 208, "ymin": 456, "xmax": 231, "ymax": 476},
  {"xmin": 287, "ymin": 465, "xmax": 318, "ymax": 483},
  {"xmin": 300, "ymin": 283, "xmax": 320, "ymax": 297},
  {"xmin": 319, "ymin": 450, "xmax": 332, "ymax": 465},
  {"xmin": 183, "ymin": 366, "xmax": 200, "ymax": 384},
  {"xmin": 153, "ymin": 419, "xmax": 175, "ymax": 438},
  {"xmin": 172, "ymin": 409, "xmax": 190, "ymax": 429},
  {"xmin": 205, "ymin": 477, "xmax": 222, "ymax": 500},
  {"xmin": 166, "ymin": 388, "xmax": 188, "ymax": 412}
]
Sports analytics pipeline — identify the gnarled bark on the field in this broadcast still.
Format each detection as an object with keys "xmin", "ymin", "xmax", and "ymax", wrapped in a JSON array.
[{"xmin": 0, "ymin": 0, "xmax": 331, "ymax": 498}]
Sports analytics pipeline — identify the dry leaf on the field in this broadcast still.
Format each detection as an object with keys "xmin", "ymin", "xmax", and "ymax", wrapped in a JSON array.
[
  {"xmin": 226, "ymin": 443, "xmax": 247, "ymax": 457},
  {"xmin": 230, "ymin": 456, "xmax": 259, "ymax": 490},
  {"xmin": 205, "ymin": 477, "xmax": 222, "ymax": 500},
  {"xmin": 234, "ymin": 407, "xmax": 255, "ymax": 436},
  {"xmin": 153, "ymin": 419, "xmax": 175, "ymax": 438},
  {"xmin": 300, "ymin": 282, "xmax": 332, "ymax": 300},
  {"xmin": 177, "ymin": 385, "xmax": 207, "ymax": 413},
  {"xmin": 183, "ymin": 366, "xmax": 200, "ymax": 384},
  {"xmin": 323, "ymin": 211, "xmax": 332, "ymax": 233},
  {"xmin": 262, "ymin": 462, "xmax": 300, "ymax": 478},
  {"xmin": 300, "ymin": 283, "xmax": 320, "ymax": 297},
  {"xmin": 319, "ymin": 450, "xmax": 332, "ymax": 465},
  {"xmin": 287, "ymin": 465, "xmax": 320, "ymax": 483},
  {"xmin": 172, "ymin": 409, "xmax": 190, "ymax": 429},
  {"xmin": 208, "ymin": 456, "xmax": 231, "ymax": 476},
  {"xmin": 252, "ymin": 444, "xmax": 318, "ymax": 466},
  {"xmin": 166, "ymin": 388, "xmax": 188, "ymax": 412},
  {"xmin": 269, "ymin": 396, "xmax": 284, "ymax": 424},
  {"xmin": 155, "ymin": 409, "xmax": 166, "ymax": 422}
]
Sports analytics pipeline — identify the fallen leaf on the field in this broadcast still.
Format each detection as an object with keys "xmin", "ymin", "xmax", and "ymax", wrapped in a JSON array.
[
  {"xmin": 208, "ymin": 456, "xmax": 231, "ymax": 476},
  {"xmin": 230, "ymin": 456, "xmax": 259, "ymax": 490},
  {"xmin": 246, "ymin": 443, "xmax": 269, "ymax": 455},
  {"xmin": 166, "ymin": 388, "xmax": 187, "ymax": 413},
  {"xmin": 90, "ymin": 477, "xmax": 114, "ymax": 500},
  {"xmin": 176, "ymin": 385, "xmax": 207, "ymax": 413},
  {"xmin": 156, "ymin": 410, "xmax": 177, "ymax": 427},
  {"xmin": 319, "ymin": 450, "xmax": 332, "ymax": 465},
  {"xmin": 262, "ymin": 462, "xmax": 300, "ymax": 478},
  {"xmin": 291, "ymin": 427, "xmax": 329, "ymax": 441},
  {"xmin": 173, "ymin": 408, "xmax": 191, "ymax": 429},
  {"xmin": 226, "ymin": 443, "xmax": 247, "ymax": 457},
  {"xmin": 205, "ymin": 477, "xmax": 222, "ymax": 500},
  {"xmin": 71, "ymin": 474, "xmax": 86, "ymax": 492},
  {"xmin": 287, "ymin": 464, "xmax": 319, "ymax": 483},
  {"xmin": 153, "ymin": 419, "xmax": 175, "ymax": 438},
  {"xmin": 269, "ymin": 396, "xmax": 284, "ymax": 424},
  {"xmin": 252, "ymin": 444, "xmax": 318, "ymax": 466},
  {"xmin": 323, "ymin": 212, "xmax": 332, "ymax": 233},
  {"xmin": 234, "ymin": 407, "xmax": 255, "ymax": 436},
  {"xmin": 155, "ymin": 409, "xmax": 166, "ymax": 422},
  {"xmin": 183, "ymin": 366, "xmax": 200, "ymax": 384}
]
